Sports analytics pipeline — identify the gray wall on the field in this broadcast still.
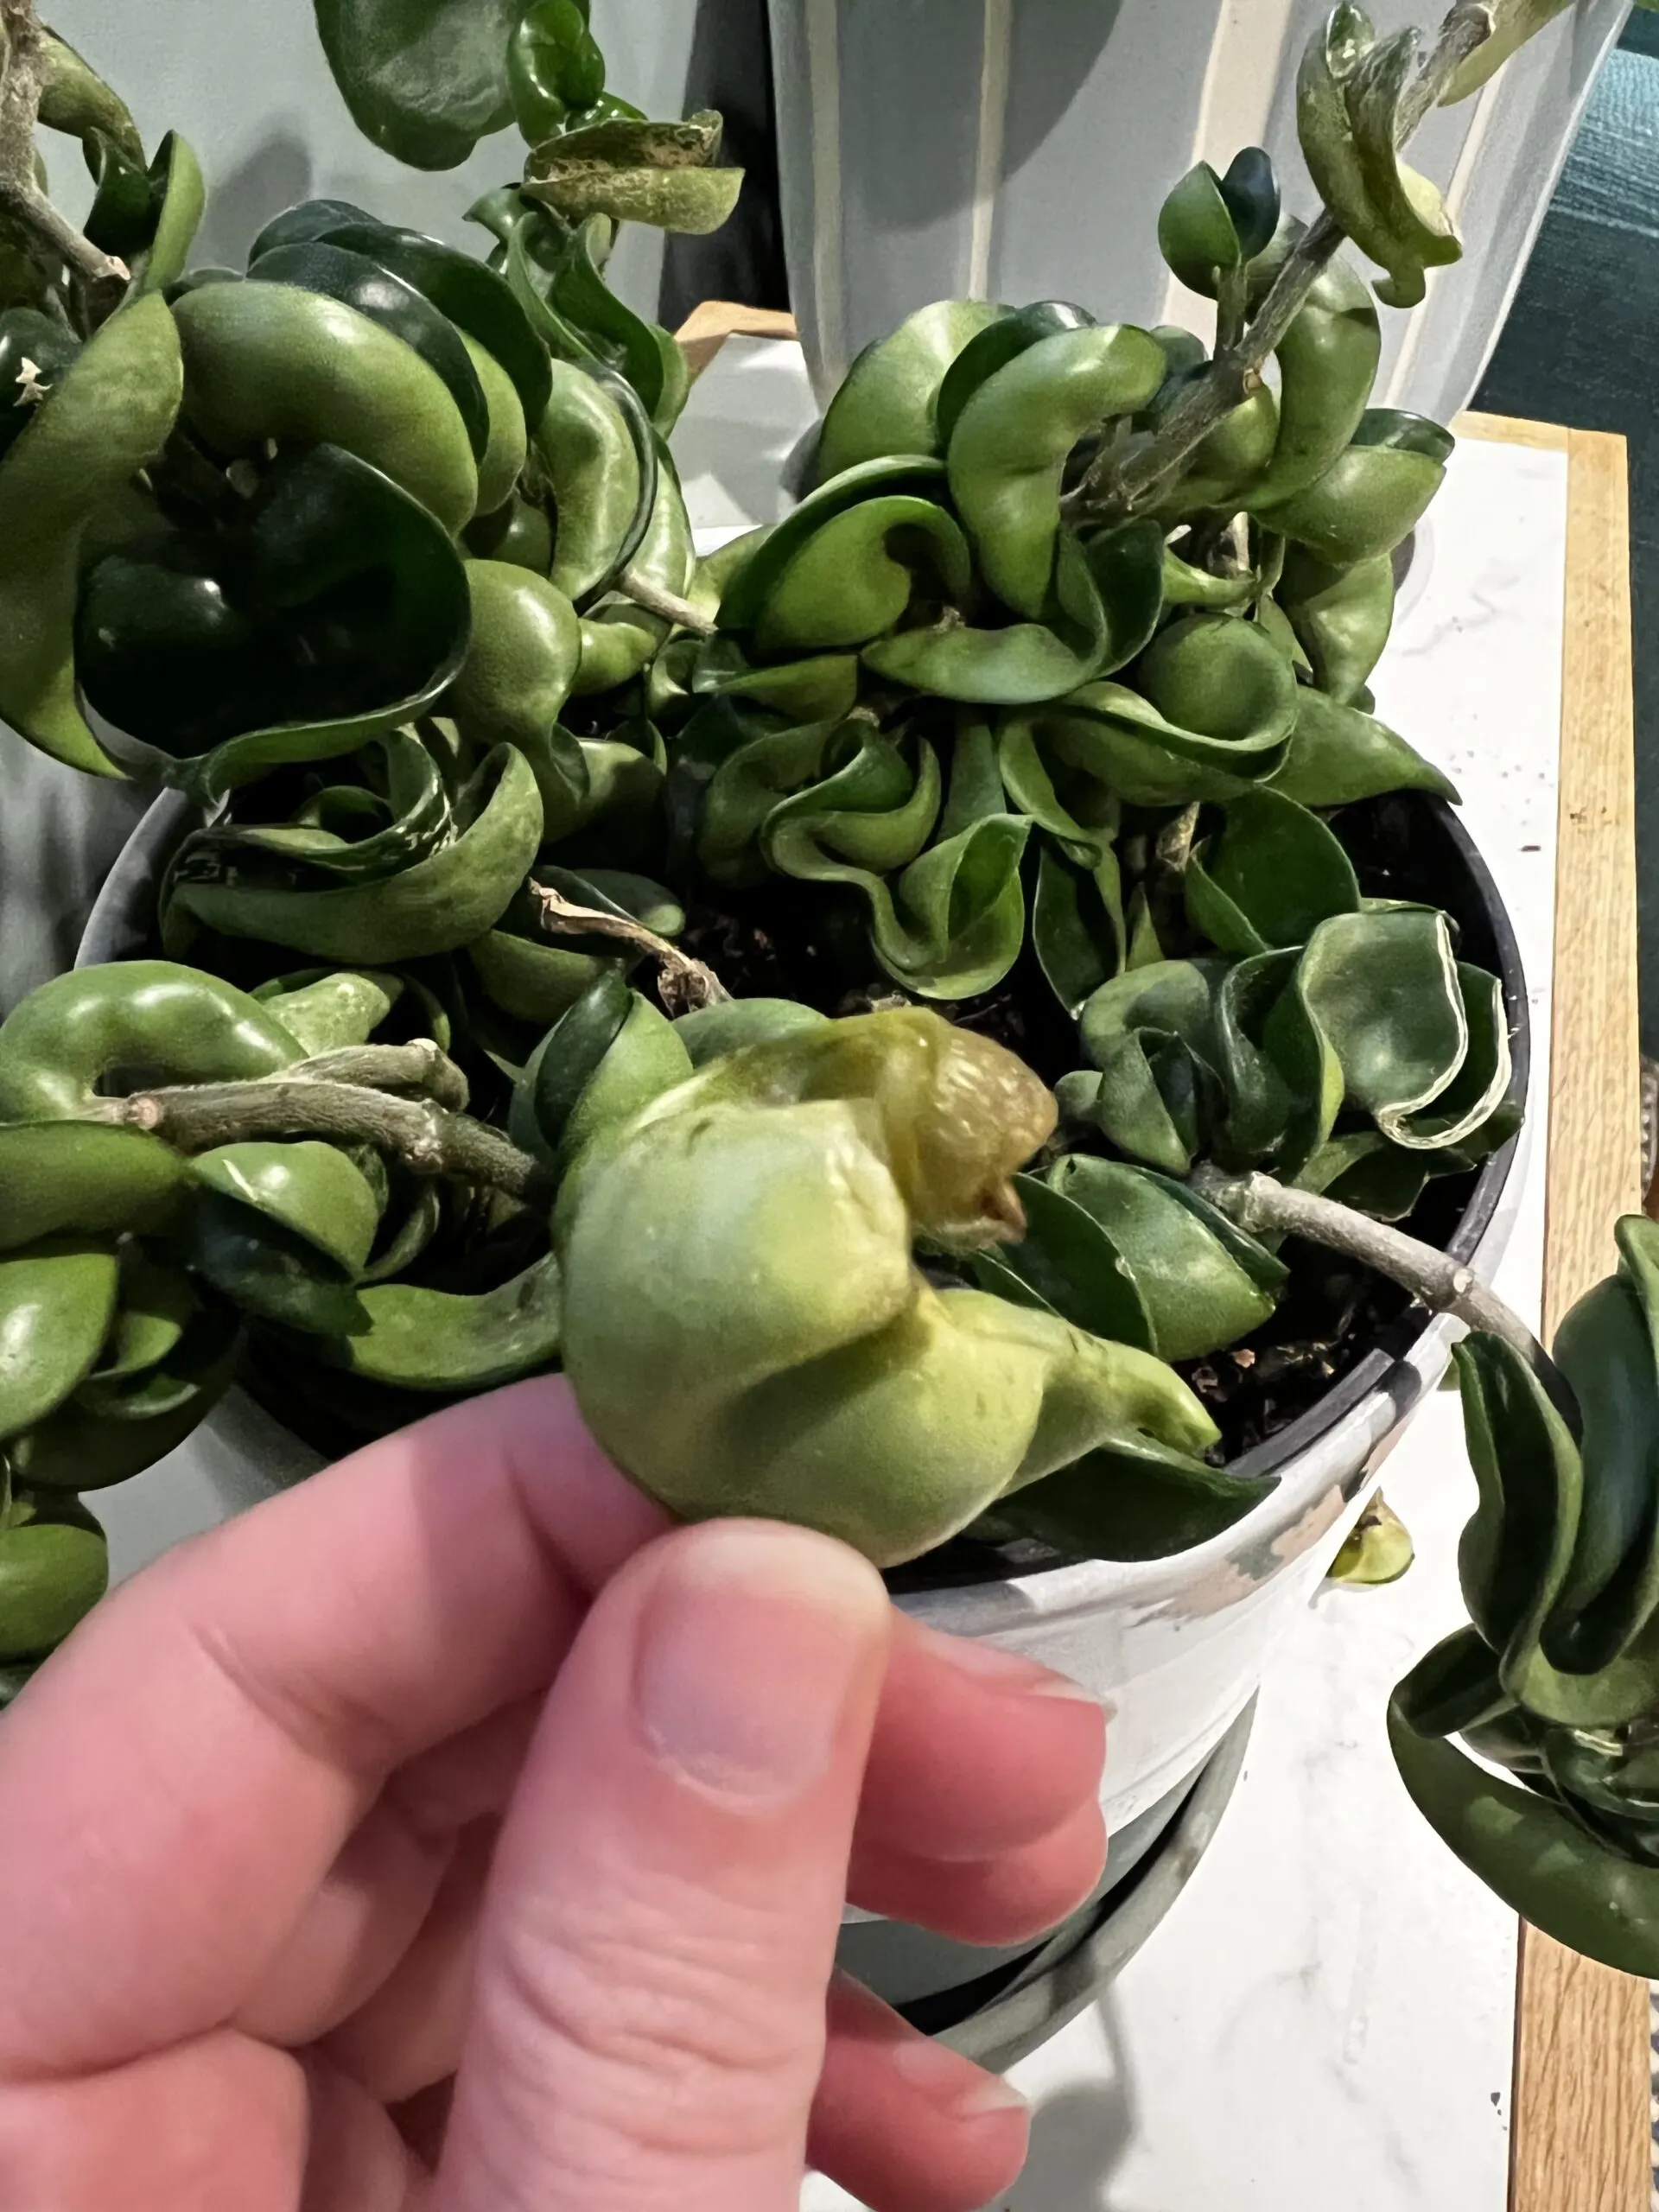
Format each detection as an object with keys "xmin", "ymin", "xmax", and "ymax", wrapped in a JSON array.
[{"xmin": 47, "ymin": 0, "xmax": 701, "ymax": 304}]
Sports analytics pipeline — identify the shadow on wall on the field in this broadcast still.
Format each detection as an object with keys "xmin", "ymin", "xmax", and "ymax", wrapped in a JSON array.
[
  {"xmin": 661, "ymin": 0, "xmax": 789, "ymax": 326},
  {"xmin": 0, "ymin": 732, "xmax": 146, "ymax": 1017},
  {"xmin": 1473, "ymin": 14, "xmax": 1659, "ymax": 1057}
]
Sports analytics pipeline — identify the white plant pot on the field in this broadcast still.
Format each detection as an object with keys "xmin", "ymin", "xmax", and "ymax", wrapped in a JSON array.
[
  {"xmin": 79, "ymin": 786, "xmax": 1528, "ymax": 1854},
  {"xmin": 766, "ymin": 0, "xmax": 1629, "ymax": 423}
]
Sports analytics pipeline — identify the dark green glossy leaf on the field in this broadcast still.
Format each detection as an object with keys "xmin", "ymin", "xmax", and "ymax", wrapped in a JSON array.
[
  {"xmin": 1000, "ymin": 1441, "xmax": 1272, "ymax": 1563},
  {"xmin": 1297, "ymin": 907, "xmax": 1467, "ymax": 1135},
  {"xmin": 984, "ymin": 1173, "xmax": 1154, "ymax": 1350},
  {"xmin": 79, "ymin": 443, "xmax": 471, "ymax": 792},
  {"xmin": 169, "ymin": 742, "xmax": 543, "ymax": 963},
  {"xmin": 509, "ymin": 0, "xmax": 605, "ymax": 142},
  {"xmin": 1185, "ymin": 785, "xmax": 1361, "ymax": 957},
  {"xmin": 933, "ymin": 300, "xmax": 1096, "ymax": 452},
  {"xmin": 18, "ymin": 1298, "xmax": 242, "ymax": 1492},
  {"xmin": 861, "ymin": 526, "xmax": 1113, "ymax": 707},
  {"xmin": 946, "ymin": 323, "xmax": 1165, "ymax": 620},
  {"xmin": 1074, "ymin": 958, "xmax": 1229, "ymax": 1174},
  {"xmin": 1050, "ymin": 1154, "xmax": 1286, "ymax": 1361},
  {"xmin": 1033, "ymin": 843, "xmax": 1125, "ymax": 1017},
  {"xmin": 314, "ymin": 0, "xmax": 525, "ymax": 169},
  {"xmin": 299, "ymin": 216, "xmax": 553, "ymax": 426},
  {"xmin": 1268, "ymin": 688, "xmax": 1459, "ymax": 806},
  {"xmin": 751, "ymin": 496, "xmax": 972, "ymax": 655},
  {"xmin": 1388, "ymin": 1694, "xmax": 1659, "ymax": 1977}
]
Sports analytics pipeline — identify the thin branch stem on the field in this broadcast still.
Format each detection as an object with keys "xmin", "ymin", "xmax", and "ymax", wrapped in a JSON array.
[
  {"xmin": 1213, "ymin": 261, "xmax": 1249, "ymax": 354},
  {"xmin": 617, "ymin": 566, "xmax": 716, "ymax": 637},
  {"xmin": 291, "ymin": 1040, "xmax": 470, "ymax": 1114},
  {"xmin": 96, "ymin": 1079, "xmax": 554, "ymax": 1208},
  {"xmin": 0, "ymin": 0, "xmax": 126, "ymax": 293},
  {"xmin": 1189, "ymin": 1165, "xmax": 1571, "ymax": 1409},
  {"xmin": 1070, "ymin": 1, "xmax": 1494, "ymax": 521}
]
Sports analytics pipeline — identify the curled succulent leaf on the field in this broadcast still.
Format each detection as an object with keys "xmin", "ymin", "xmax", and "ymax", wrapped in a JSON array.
[
  {"xmin": 0, "ymin": 1491, "xmax": 109, "ymax": 1662},
  {"xmin": 448, "ymin": 560, "xmax": 583, "ymax": 749},
  {"xmin": 522, "ymin": 111, "xmax": 744, "ymax": 235},
  {"xmin": 1262, "ymin": 409, "xmax": 1452, "ymax": 565},
  {"xmin": 512, "ymin": 969, "xmax": 691, "ymax": 1170},
  {"xmin": 78, "ymin": 444, "xmax": 471, "ymax": 792},
  {"xmin": 509, "ymin": 0, "xmax": 607, "ymax": 143},
  {"xmin": 933, "ymin": 301, "xmax": 1098, "ymax": 452},
  {"xmin": 0, "ymin": 292, "xmax": 181, "ymax": 778},
  {"xmin": 1276, "ymin": 543, "xmax": 1394, "ymax": 704},
  {"xmin": 1297, "ymin": 6, "xmax": 1462, "ymax": 309},
  {"xmin": 315, "ymin": 0, "xmax": 526, "ymax": 169},
  {"xmin": 0, "ymin": 962, "xmax": 301, "ymax": 1122},
  {"xmin": 1244, "ymin": 238, "xmax": 1382, "ymax": 512},
  {"xmin": 1157, "ymin": 147, "xmax": 1281, "ymax": 294},
  {"xmin": 253, "ymin": 203, "xmax": 553, "ymax": 425},
  {"xmin": 1022, "ymin": 612, "xmax": 1299, "ymax": 810},
  {"xmin": 815, "ymin": 300, "xmax": 1011, "ymax": 479},
  {"xmin": 1268, "ymin": 689, "xmax": 1458, "ymax": 807},
  {"xmin": 558, "ymin": 1009, "xmax": 1216, "ymax": 1565},
  {"xmin": 174, "ymin": 279, "xmax": 479, "ymax": 531},
  {"xmin": 470, "ymin": 866, "xmax": 681, "ymax": 1027},
  {"xmin": 85, "ymin": 131, "xmax": 205, "ymax": 295},
  {"xmin": 165, "ymin": 738, "xmax": 544, "ymax": 963},
  {"xmin": 945, "ymin": 323, "xmax": 1165, "ymax": 620},
  {"xmin": 532, "ymin": 356, "xmax": 649, "ymax": 604}
]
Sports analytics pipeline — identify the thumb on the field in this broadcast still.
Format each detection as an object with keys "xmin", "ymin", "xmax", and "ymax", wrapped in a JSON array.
[{"xmin": 432, "ymin": 1518, "xmax": 893, "ymax": 2212}]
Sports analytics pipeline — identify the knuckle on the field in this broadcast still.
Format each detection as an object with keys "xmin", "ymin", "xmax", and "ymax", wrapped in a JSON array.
[{"xmin": 485, "ymin": 1872, "xmax": 823, "ymax": 2165}]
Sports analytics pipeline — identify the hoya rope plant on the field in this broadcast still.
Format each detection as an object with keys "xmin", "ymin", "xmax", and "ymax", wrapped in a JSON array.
[{"xmin": 0, "ymin": 0, "xmax": 1654, "ymax": 1977}]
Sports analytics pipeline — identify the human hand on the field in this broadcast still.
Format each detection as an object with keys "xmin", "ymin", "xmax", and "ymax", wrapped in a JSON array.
[{"xmin": 0, "ymin": 1377, "xmax": 1107, "ymax": 2212}]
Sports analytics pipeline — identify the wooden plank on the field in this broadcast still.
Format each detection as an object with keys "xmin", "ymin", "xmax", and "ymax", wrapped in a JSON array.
[
  {"xmin": 1509, "ymin": 423, "xmax": 1647, "ymax": 2212},
  {"xmin": 677, "ymin": 300, "xmax": 799, "ymax": 378},
  {"xmin": 1456, "ymin": 409, "xmax": 1572, "ymax": 454}
]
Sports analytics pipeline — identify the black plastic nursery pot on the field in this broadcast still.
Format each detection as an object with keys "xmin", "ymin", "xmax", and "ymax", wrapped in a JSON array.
[{"xmin": 79, "ymin": 776, "xmax": 1529, "ymax": 2056}]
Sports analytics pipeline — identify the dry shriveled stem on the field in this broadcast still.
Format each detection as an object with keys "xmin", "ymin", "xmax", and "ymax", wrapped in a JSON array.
[
  {"xmin": 95, "ymin": 1078, "xmax": 553, "ymax": 1207},
  {"xmin": 532, "ymin": 881, "xmax": 731, "ymax": 1014},
  {"xmin": 1189, "ymin": 1164, "xmax": 1566, "ymax": 1401},
  {"xmin": 0, "ymin": 0, "xmax": 128, "ymax": 294},
  {"xmin": 1071, "ymin": 1, "xmax": 1495, "ymax": 520},
  {"xmin": 617, "ymin": 565, "xmax": 716, "ymax": 637}
]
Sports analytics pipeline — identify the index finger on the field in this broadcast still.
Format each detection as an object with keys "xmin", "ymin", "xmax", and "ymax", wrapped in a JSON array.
[{"xmin": 0, "ymin": 1376, "xmax": 666, "ymax": 2083}]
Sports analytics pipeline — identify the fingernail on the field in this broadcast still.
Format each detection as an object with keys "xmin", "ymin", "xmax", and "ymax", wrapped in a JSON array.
[
  {"xmin": 633, "ymin": 1522, "xmax": 887, "ymax": 1804},
  {"xmin": 888, "ymin": 2036, "xmax": 1029, "ymax": 2120},
  {"xmin": 922, "ymin": 1626, "xmax": 1104, "ymax": 1709}
]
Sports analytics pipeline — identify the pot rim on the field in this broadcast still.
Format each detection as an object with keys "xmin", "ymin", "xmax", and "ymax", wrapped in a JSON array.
[{"xmin": 78, "ymin": 784, "xmax": 1529, "ymax": 1618}]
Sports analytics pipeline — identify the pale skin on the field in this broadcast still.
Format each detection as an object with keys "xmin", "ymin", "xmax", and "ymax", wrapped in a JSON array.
[{"xmin": 0, "ymin": 1376, "xmax": 1108, "ymax": 2212}]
